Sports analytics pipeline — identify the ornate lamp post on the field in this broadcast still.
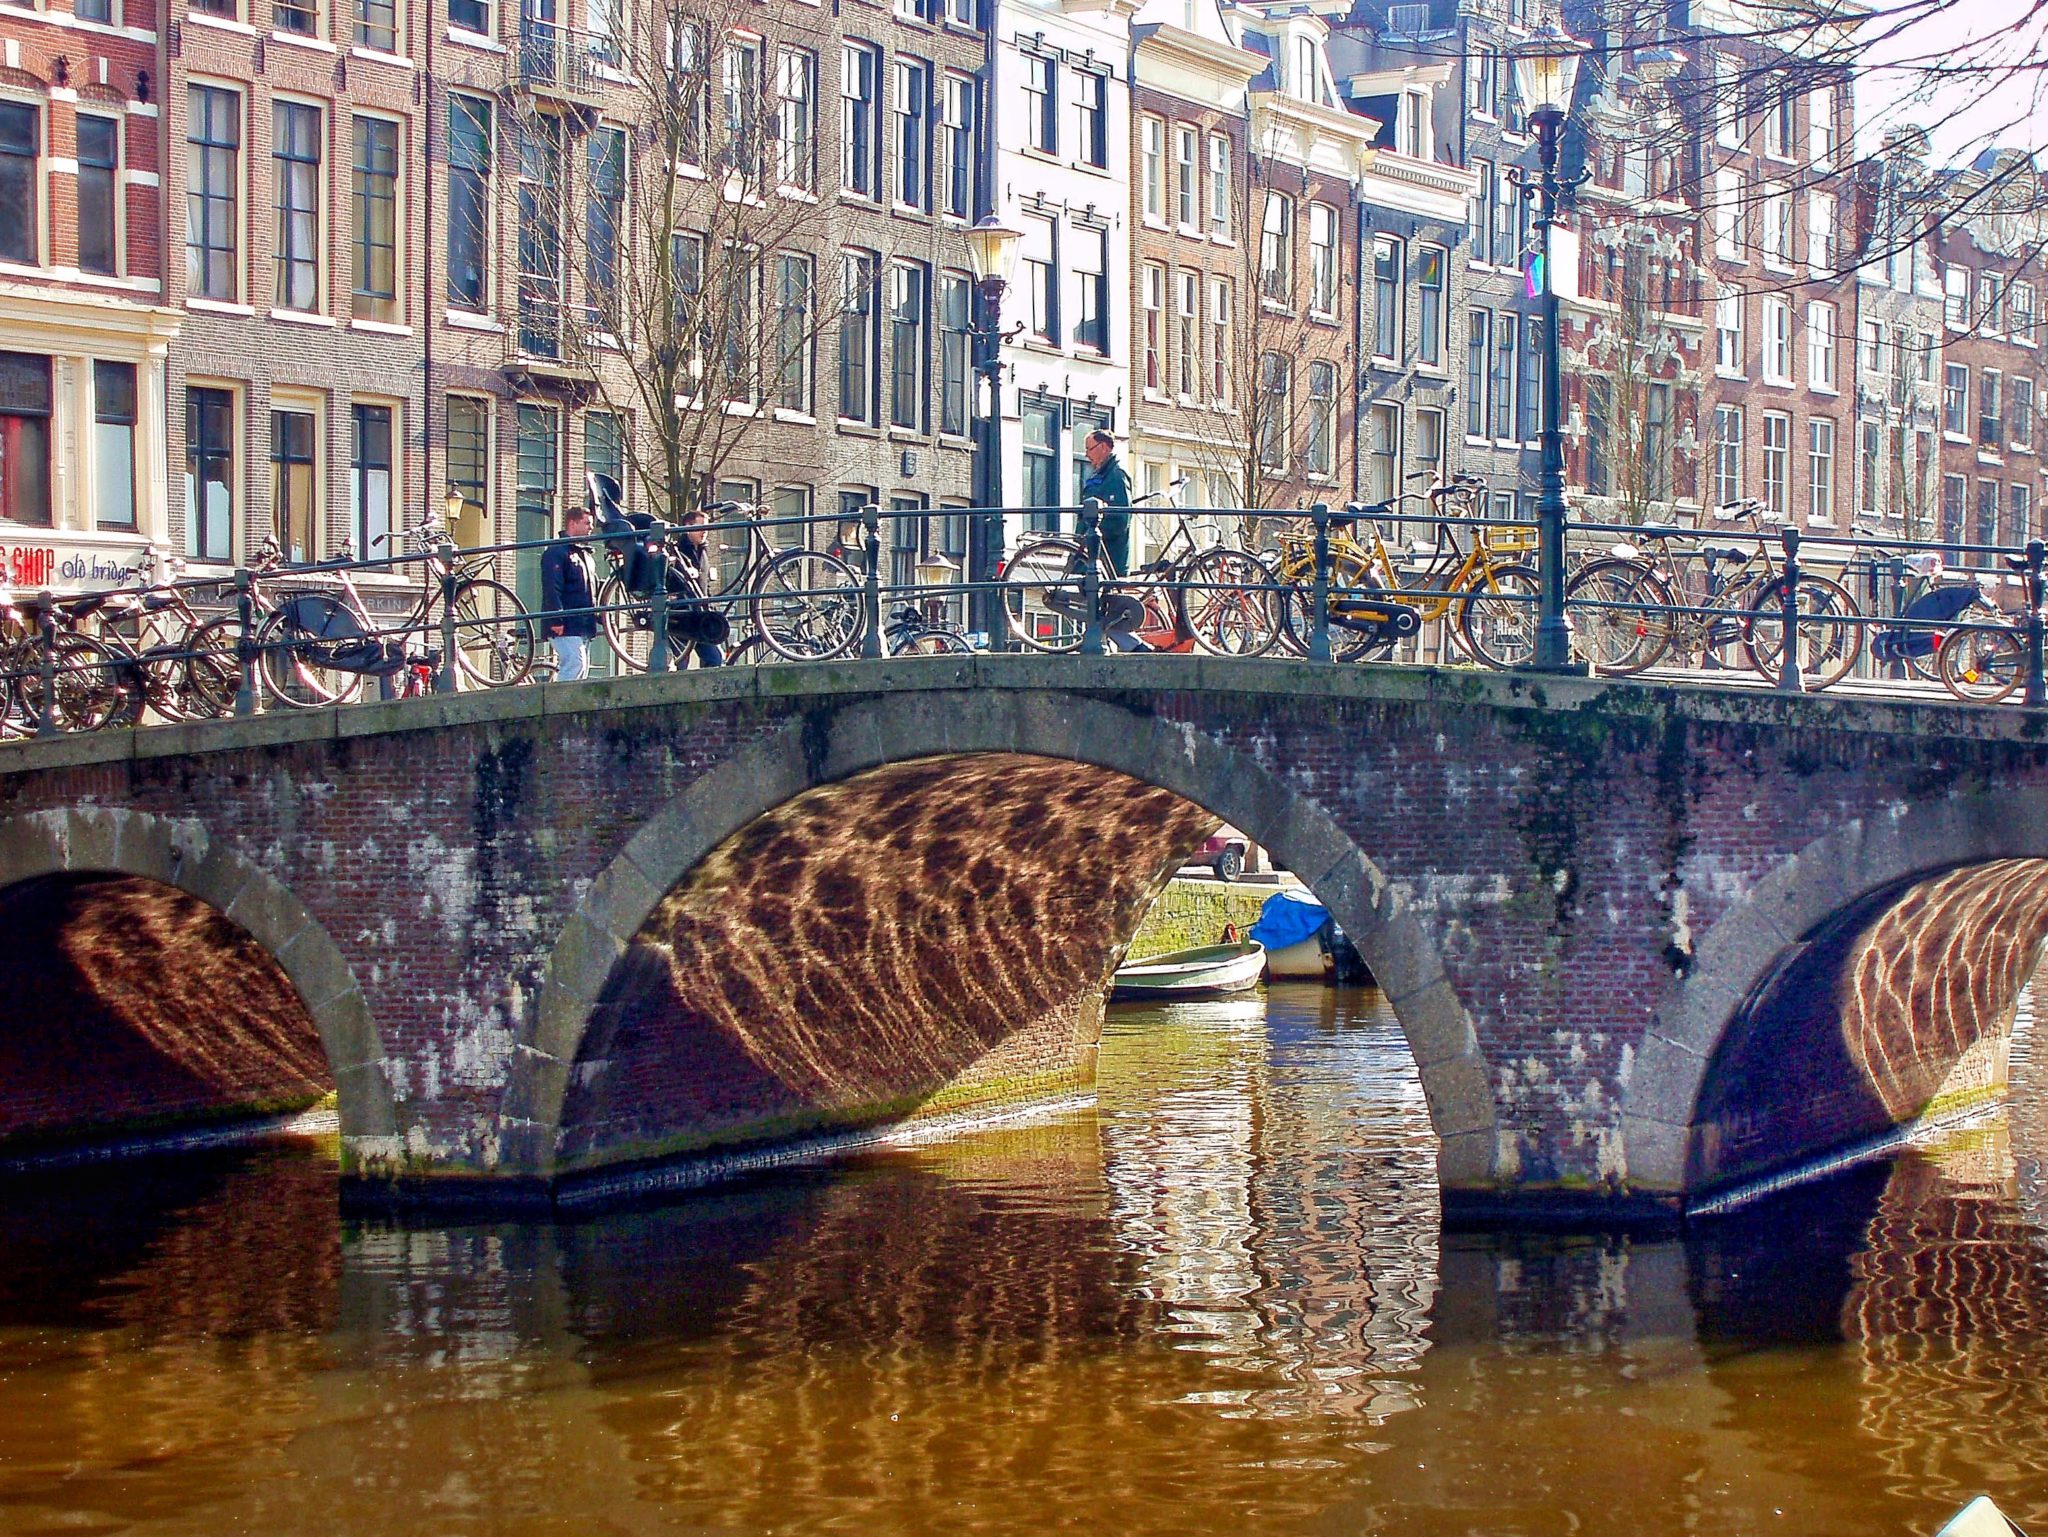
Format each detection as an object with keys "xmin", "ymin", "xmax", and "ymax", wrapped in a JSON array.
[
  {"xmin": 964, "ymin": 214, "xmax": 1022, "ymax": 641},
  {"xmin": 1511, "ymin": 22, "xmax": 1586, "ymax": 672}
]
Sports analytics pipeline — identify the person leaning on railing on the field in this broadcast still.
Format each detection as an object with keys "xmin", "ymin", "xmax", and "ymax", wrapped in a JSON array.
[
  {"xmin": 540, "ymin": 503, "xmax": 598, "ymax": 682},
  {"xmin": 1080, "ymin": 429, "xmax": 1134, "ymax": 577}
]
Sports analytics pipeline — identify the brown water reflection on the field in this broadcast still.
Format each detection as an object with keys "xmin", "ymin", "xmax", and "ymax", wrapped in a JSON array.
[{"xmin": 1, "ymin": 985, "xmax": 2047, "ymax": 1534}]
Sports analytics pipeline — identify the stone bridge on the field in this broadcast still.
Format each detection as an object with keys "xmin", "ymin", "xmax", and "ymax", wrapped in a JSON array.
[{"xmin": 3, "ymin": 655, "xmax": 2047, "ymax": 1219}]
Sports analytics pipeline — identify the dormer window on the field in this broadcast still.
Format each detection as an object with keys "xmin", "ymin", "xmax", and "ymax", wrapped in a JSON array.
[
  {"xmin": 1398, "ymin": 88, "xmax": 1429, "ymax": 158},
  {"xmin": 1292, "ymin": 35, "xmax": 1316, "ymax": 101}
]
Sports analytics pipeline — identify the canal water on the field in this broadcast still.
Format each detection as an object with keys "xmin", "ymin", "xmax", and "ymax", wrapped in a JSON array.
[{"xmin": 2, "ymin": 983, "xmax": 2047, "ymax": 1535}]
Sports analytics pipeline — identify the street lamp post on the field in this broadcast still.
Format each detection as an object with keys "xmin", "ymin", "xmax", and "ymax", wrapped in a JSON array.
[
  {"xmin": 964, "ymin": 214, "xmax": 1022, "ymax": 643},
  {"xmin": 1511, "ymin": 22, "xmax": 1586, "ymax": 673}
]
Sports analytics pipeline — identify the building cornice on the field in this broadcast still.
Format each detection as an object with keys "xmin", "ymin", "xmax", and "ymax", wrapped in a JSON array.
[
  {"xmin": 0, "ymin": 285, "xmax": 182, "ymax": 350},
  {"xmin": 1133, "ymin": 22, "xmax": 1263, "ymax": 85}
]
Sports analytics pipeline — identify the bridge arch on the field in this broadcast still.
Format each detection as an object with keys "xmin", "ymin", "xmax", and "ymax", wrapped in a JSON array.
[
  {"xmin": 0, "ymin": 808, "xmax": 398, "ymax": 1166},
  {"xmin": 1622, "ymin": 787, "xmax": 2048, "ymax": 1200},
  {"xmin": 505, "ymin": 689, "xmax": 1495, "ymax": 1188}
]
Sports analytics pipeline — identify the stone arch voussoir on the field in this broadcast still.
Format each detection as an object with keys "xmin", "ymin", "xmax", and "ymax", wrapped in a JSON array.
[
  {"xmin": 506, "ymin": 689, "xmax": 1496, "ymax": 1185},
  {"xmin": 0, "ymin": 807, "xmax": 399, "ymax": 1162},
  {"xmin": 1620, "ymin": 786, "xmax": 2048, "ymax": 1194}
]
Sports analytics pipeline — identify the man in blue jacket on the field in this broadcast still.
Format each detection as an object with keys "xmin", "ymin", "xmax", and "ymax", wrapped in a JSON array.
[
  {"xmin": 540, "ymin": 504, "xmax": 598, "ymax": 681},
  {"xmin": 1079, "ymin": 429, "xmax": 1133, "ymax": 576}
]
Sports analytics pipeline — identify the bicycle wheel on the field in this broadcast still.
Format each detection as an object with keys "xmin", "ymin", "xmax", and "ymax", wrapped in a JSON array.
[
  {"xmin": 180, "ymin": 619, "xmax": 244, "ymax": 718},
  {"xmin": 445, "ymin": 578, "xmax": 537, "ymax": 687},
  {"xmin": 889, "ymin": 622, "xmax": 973, "ymax": 657},
  {"xmin": 1180, "ymin": 548, "xmax": 1282, "ymax": 658},
  {"xmin": 255, "ymin": 602, "xmax": 367, "ymax": 708},
  {"xmin": 1742, "ymin": 574, "xmax": 1863, "ymax": 691},
  {"xmin": 1278, "ymin": 558, "xmax": 1394, "ymax": 663},
  {"xmin": 19, "ymin": 634, "xmax": 126, "ymax": 732},
  {"xmin": 751, "ymin": 548, "xmax": 865, "ymax": 661},
  {"xmin": 1456, "ymin": 563, "xmax": 1541, "ymax": 670},
  {"xmin": 1567, "ymin": 559, "xmax": 1674, "ymax": 676},
  {"xmin": 597, "ymin": 572, "xmax": 657, "ymax": 674},
  {"xmin": 1938, "ymin": 624, "xmax": 2024, "ymax": 703},
  {"xmin": 999, "ymin": 537, "xmax": 1093, "ymax": 655}
]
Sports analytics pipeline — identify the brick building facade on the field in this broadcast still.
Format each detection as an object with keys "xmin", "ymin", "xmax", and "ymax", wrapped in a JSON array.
[{"xmin": 0, "ymin": 0, "xmax": 179, "ymax": 591}]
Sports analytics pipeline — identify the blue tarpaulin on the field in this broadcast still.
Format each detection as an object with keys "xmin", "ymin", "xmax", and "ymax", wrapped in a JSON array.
[{"xmin": 1248, "ymin": 889, "xmax": 1328, "ymax": 951}]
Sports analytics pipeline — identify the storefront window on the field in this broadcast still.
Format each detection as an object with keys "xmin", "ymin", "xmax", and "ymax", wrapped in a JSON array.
[
  {"xmin": 93, "ymin": 361, "xmax": 136, "ymax": 530},
  {"xmin": 0, "ymin": 353, "xmax": 53, "ymax": 528}
]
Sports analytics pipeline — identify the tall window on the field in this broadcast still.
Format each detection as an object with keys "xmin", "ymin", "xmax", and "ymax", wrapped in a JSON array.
[
  {"xmin": 1466, "ymin": 309, "xmax": 1490, "ymax": 437},
  {"xmin": 1977, "ymin": 479, "xmax": 2000, "ymax": 545},
  {"xmin": 1141, "ymin": 118, "xmax": 1165, "ymax": 222},
  {"xmin": 1207, "ymin": 134, "xmax": 1230, "ymax": 239},
  {"xmin": 1715, "ymin": 293, "xmax": 1742, "ymax": 373},
  {"xmin": 1364, "ymin": 402, "xmax": 1399, "ymax": 503},
  {"xmin": 1140, "ymin": 264, "xmax": 1163, "ymax": 391},
  {"xmin": 2013, "ymin": 483, "xmax": 2034, "ymax": 543},
  {"xmin": 1489, "ymin": 161, "xmax": 1513, "ymax": 265},
  {"xmin": 778, "ymin": 49, "xmax": 817, "ymax": 192},
  {"xmin": 724, "ymin": 38, "xmax": 762, "ymax": 184},
  {"xmin": 272, "ymin": 106, "xmax": 323, "ymax": 315},
  {"xmin": 2012, "ymin": 281, "xmax": 2037, "ymax": 344},
  {"xmin": 1945, "ymin": 265, "xmax": 1971, "ymax": 330},
  {"xmin": 1371, "ymin": 238, "xmax": 1401, "ymax": 363},
  {"xmin": 1175, "ymin": 270, "xmax": 1198, "ymax": 399},
  {"xmin": 1714, "ymin": 53, "xmax": 1740, "ymax": 148},
  {"xmin": 1712, "ymin": 169, "xmax": 1742, "ymax": 260},
  {"xmin": 1808, "ymin": 191, "xmax": 1834, "ymax": 271},
  {"xmin": 1761, "ymin": 410, "xmax": 1790, "ymax": 517},
  {"xmin": 77, "ymin": 116, "xmax": 119, "ymax": 277},
  {"xmin": 1259, "ymin": 193, "xmax": 1293, "ymax": 305},
  {"xmin": 673, "ymin": 24, "xmax": 707, "ymax": 166},
  {"xmin": 187, "ymin": 87, "xmax": 240, "ymax": 300},
  {"xmin": 1023, "ymin": 402, "xmax": 1058, "ymax": 529},
  {"xmin": 1979, "ymin": 369, "xmax": 2003, "ymax": 446},
  {"xmin": 1760, "ymin": 188, "xmax": 1791, "ymax": 267},
  {"xmin": 1174, "ymin": 126, "xmax": 1197, "ymax": 227},
  {"xmin": 1858, "ymin": 419, "xmax": 1882, "ymax": 516},
  {"xmin": 585, "ymin": 127, "xmax": 625, "ymax": 330},
  {"xmin": 516, "ymin": 115, "xmax": 564, "ymax": 357},
  {"xmin": 1517, "ymin": 317, "xmax": 1540, "ymax": 441},
  {"xmin": 1308, "ymin": 203, "xmax": 1338, "ymax": 316},
  {"xmin": 1257, "ymin": 353, "xmax": 1289, "ymax": 470},
  {"xmin": 1807, "ymin": 300, "xmax": 1836, "ymax": 390},
  {"xmin": 351, "ymin": 403, "xmax": 394, "ymax": 554},
  {"xmin": 93, "ymin": 362, "xmax": 136, "ymax": 530},
  {"xmin": 356, "ymin": 0, "xmax": 397, "ymax": 51},
  {"xmin": 894, "ymin": 59, "xmax": 929, "ymax": 209},
  {"xmin": 1944, "ymin": 363, "xmax": 1969, "ymax": 436},
  {"xmin": 1941, "ymin": 474, "xmax": 1967, "ymax": 547},
  {"xmin": 584, "ymin": 411, "xmax": 624, "ymax": 502},
  {"xmin": 1021, "ymin": 216, "xmax": 1055, "ymax": 343},
  {"xmin": 1468, "ymin": 161, "xmax": 1491, "ymax": 260},
  {"xmin": 2013, "ymin": 378, "xmax": 2034, "ymax": 447},
  {"xmin": 1808, "ymin": 417, "xmax": 1834, "ymax": 522},
  {"xmin": 448, "ymin": 96, "xmax": 492, "ymax": 313},
  {"xmin": 1208, "ymin": 278, "xmax": 1231, "ymax": 406},
  {"xmin": 775, "ymin": 253, "xmax": 813, "ymax": 414},
  {"xmin": 271, "ymin": 406, "xmax": 316, "ymax": 561},
  {"xmin": 1762, "ymin": 296, "xmax": 1791, "ymax": 383},
  {"xmin": 1076, "ymin": 72, "xmax": 1107, "ymax": 169},
  {"xmin": 938, "ymin": 272, "xmax": 970, "ymax": 436},
  {"xmin": 1979, "ymin": 275, "xmax": 2004, "ymax": 338},
  {"xmin": 0, "ymin": 105, "xmax": 34, "ymax": 266},
  {"xmin": 889, "ymin": 261, "xmax": 927, "ymax": 430},
  {"xmin": 1764, "ymin": 89, "xmax": 1793, "ymax": 158},
  {"xmin": 1414, "ymin": 407, "xmax": 1444, "ymax": 487},
  {"xmin": 514, "ymin": 403, "xmax": 559, "ymax": 603},
  {"xmin": 1416, "ymin": 245, "xmax": 1445, "ymax": 367},
  {"xmin": 184, "ymin": 384, "xmax": 234, "ymax": 558},
  {"xmin": 1072, "ymin": 226, "xmax": 1108, "ymax": 353},
  {"xmin": 1713, "ymin": 406, "xmax": 1743, "ymax": 508},
  {"xmin": 351, "ymin": 116, "xmax": 400, "ymax": 323},
  {"xmin": 1584, "ymin": 381, "xmax": 1610, "ymax": 495},
  {"xmin": 841, "ymin": 45, "xmax": 880, "ymax": 199},
  {"xmin": 839, "ymin": 250, "xmax": 878, "ymax": 424},
  {"xmin": 1306, "ymin": 361, "xmax": 1335, "ymax": 479},
  {"xmin": 1809, "ymin": 85, "xmax": 1836, "ymax": 166},
  {"xmin": 1491, "ymin": 314, "xmax": 1517, "ymax": 440},
  {"xmin": 446, "ymin": 396, "xmax": 489, "ymax": 545},
  {"xmin": 1025, "ymin": 54, "xmax": 1056, "ymax": 155},
  {"xmin": 940, "ymin": 75, "xmax": 974, "ymax": 218},
  {"xmin": 0, "ymin": 354, "xmax": 49, "ymax": 529}
]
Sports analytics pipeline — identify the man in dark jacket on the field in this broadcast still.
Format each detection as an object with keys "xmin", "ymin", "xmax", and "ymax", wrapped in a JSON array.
[
  {"xmin": 1080, "ymin": 429, "xmax": 1134, "ymax": 576},
  {"xmin": 540, "ymin": 505, "xmax": 598, "ymax": 681}
]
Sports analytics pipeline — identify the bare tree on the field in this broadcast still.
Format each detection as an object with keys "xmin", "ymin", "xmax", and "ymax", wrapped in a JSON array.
[{"xmin": 500, "ymin": 0, "xmax": 851, "ymax": 522}]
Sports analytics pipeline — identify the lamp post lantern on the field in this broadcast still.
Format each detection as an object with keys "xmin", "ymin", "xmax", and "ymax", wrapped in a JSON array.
[
  {"xmin": 964, "ymin": 213, "xmax": 1022, "ymax": 641},
  {"xmin": 1511, "ymin": 21, "xmax": 1587, "ymax": 672}
]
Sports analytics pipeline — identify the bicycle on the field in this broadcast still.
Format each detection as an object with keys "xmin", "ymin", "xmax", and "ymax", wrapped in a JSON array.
[
  {"xmin": 596, "ymin": 499, "xmax": 865, "ymax": 669},
  {"xmin": 1566, "ymin": 500, "xmax": 1864, "ymax": 689},
  {"xmin": 884, "ymin": 600, "xmax": 973, "ymax": 657},
  {"xmin": 252, "ymin": 524, "xmax": 537, "ymax": 708},
  {"xmin": 1934, "ymin": 552, "xmax": 2037, "ymax": 704},
  {"xmin": 998, "ymin": 484, "xmax": 1281, "ymax": 656}
]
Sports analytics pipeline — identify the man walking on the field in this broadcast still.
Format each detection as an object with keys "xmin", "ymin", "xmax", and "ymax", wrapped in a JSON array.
[
  {"xmin": 1080, "ymin": 429, "xmax": 1133, "ymax": 576},
  {"xmin": 540, "ymin": 503, "xmax": 598, "ymax": 682}
]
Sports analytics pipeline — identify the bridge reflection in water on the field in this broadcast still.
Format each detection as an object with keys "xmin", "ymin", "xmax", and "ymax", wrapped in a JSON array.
[{"xmin": 2, "ymin": 985, "xmax": 2048, "ymax": 1534}]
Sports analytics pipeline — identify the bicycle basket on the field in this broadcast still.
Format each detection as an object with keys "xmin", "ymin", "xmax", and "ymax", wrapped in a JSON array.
[
  {"xmin": 1481, "ymin": 524, "xmax": 1538, "ymax": 553},
  {"xmin": 279, "ymin": 592, "xmax": 386, "ymax": 671}
]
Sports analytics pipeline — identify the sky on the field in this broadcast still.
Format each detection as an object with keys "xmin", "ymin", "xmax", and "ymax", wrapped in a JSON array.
[{"xmin": 1851, "ymin": 0, "xmax": 2048, "ymax": 166}]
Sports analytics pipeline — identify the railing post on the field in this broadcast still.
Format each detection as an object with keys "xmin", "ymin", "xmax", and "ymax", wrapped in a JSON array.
[
  {"xmin": 1309, "ymin": 502, "xmax": 1333, "ymax": 665},
  {"xmin": 35, "ymin": 593, "xmax": 58, "ymax": 737},
  {"xmin": 436, "ymin": 539, "xmax": 461, "ymax": 695},
  {"xmin": 647, "ymin": 522, "xmax": 671, "ymax": 674},
  {"xmin": 1776, "ymin": 524, "xmax": 1805, "ymax": 693},
  {"xmin": 1078, "ymin": 499, "xmax": 1105, "ymax": 656},
  {"xmin": 233, "ymin": 568, "xmax": 258, "ymax": 717},
  {"xmin": 2025, "ymin": 538, "xmax": 2047, "ymax": 709},
  {"xmin": 861, "ymin": 503, "xmax": 884, "ymax": 660}
]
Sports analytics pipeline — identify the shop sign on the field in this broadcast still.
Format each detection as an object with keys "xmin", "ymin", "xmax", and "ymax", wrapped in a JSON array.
[{"xmin": 1, "ymin": 532, "xmax": 151, "ymax": 593}]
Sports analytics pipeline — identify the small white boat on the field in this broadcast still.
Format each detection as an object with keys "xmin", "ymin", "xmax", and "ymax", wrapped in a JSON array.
[
  {"xmin": 1933, "ymin": 1497, "xmax": 2021, "ymax": 1537},
  {"xmin": 1111, "ymin": 941, "xmax": 1267, "ymax": 1001}
]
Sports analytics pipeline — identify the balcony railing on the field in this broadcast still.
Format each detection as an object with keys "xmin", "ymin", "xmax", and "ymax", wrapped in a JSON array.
[{"xmin": 511, "ymin": 20, "xmax": 614, "ymax": 106}]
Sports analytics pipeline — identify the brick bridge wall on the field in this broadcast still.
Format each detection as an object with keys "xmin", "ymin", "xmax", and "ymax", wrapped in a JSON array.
[{"xmin": 3, "ymin": 656, "xmax": 2048, "ymax": 1214}]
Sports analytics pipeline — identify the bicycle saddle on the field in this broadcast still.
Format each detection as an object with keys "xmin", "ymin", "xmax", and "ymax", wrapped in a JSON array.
[
  {"xmin": 141, "ymin": 591, "xmax": 182, "ymax": 613},
  {"xmin": 1708, "ymin": 546, "xmax": 1751, "ymax": 564},
  {"xmin": 1635, "ymin": 524, "xmax": 1688, "ymax": 539}
]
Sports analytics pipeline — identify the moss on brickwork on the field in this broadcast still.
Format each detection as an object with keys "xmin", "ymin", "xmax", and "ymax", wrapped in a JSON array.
[{"xmin": 1126, "ymin": 877, "xmax": 1277, "ymax": 961}]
